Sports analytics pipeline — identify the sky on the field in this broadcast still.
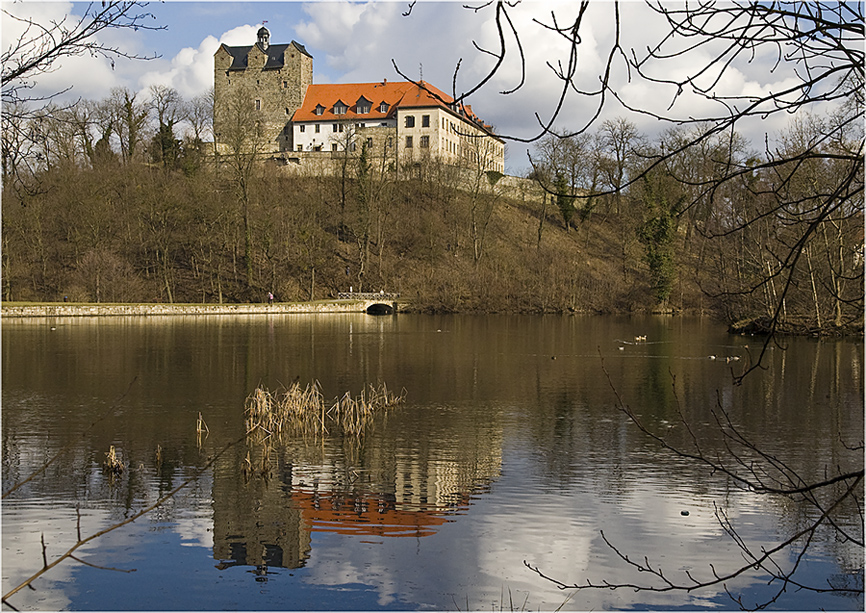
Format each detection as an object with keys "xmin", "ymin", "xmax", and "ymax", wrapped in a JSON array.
[{"xmin": 2, "ymin": 1, "xmax": 819, "ymax": 174}]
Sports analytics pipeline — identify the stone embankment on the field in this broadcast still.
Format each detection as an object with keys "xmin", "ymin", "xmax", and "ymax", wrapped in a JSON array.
[{"xmin": 1, "ymin": 299, "xmax": 402, "ymax": 318}]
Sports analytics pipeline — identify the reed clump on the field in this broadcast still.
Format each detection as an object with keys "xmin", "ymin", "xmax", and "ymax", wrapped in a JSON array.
[
  {"xmin": 244, "ymin": 381, "xmax": 405, "ymax": 441},
  {"xmin": 103, "ymin": 445, "xmax": 124, "ymax": 476},
  {"xmin": 330, "ymin": 382, "xmax": 405, "ymax": 436}
]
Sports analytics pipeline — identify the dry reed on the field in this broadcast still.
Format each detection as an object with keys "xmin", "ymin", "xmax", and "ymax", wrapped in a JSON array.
[
  {"xmin": 196, "ymin": 412, "xmax": 209, "ymax": 435},
  {"xmin": 244, "ymin": 381, "xmax": 405, "ymax": 441},
  {"xmin": 103, "ymin": 445, "xmax": 124, "ymax": 476},
  {"xmin": 196, "ymin": 412, "xmax": 209, "ymax": 448}
]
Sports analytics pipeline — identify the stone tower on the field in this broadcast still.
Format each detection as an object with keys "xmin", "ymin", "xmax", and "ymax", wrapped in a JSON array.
[{"xmin": 213, "ymin": 26, "xmax": 313, "ymax": 155}]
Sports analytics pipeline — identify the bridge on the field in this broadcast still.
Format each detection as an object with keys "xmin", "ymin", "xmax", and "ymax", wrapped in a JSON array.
[{"xmin": 337, "ymin": 292, "xmax": 401, "ymax": 315}]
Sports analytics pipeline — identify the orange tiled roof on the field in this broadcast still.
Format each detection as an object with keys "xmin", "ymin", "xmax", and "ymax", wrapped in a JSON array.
[{"xmin": 292, "ymin": 79, "xmax": 489, "ymax": 129}]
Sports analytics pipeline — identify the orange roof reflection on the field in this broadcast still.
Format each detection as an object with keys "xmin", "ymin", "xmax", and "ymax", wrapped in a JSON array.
[{"xmin": 293, "ymin": 488, "xmax": 459, "ymax": 538}]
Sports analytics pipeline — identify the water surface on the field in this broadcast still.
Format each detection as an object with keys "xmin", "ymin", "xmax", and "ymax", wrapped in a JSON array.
[{"xmin": 2, "ymin": 314, "xmax": 862, "ymax": 610}]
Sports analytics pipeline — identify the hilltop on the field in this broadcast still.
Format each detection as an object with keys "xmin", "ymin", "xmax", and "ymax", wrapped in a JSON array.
[{"xmin": 1, "ymin": 161, "xmax": 709, "ymax": 317}]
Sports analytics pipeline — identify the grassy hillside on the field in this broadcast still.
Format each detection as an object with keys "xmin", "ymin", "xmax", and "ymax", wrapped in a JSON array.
[{"xmin": 0, "ymin": 161, "xmax": 832, "ymax": 327}]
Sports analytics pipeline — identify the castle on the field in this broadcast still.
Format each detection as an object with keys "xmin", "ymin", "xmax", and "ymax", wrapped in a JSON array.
[{"xmin": 213, "ymin": 26, "xmax": 505, "ymax": 174}]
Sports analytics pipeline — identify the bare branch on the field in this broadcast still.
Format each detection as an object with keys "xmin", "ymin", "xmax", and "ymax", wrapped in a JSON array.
[{"xmin": 2, "ymin": 433, "xmax": 246, "ymax": 606}]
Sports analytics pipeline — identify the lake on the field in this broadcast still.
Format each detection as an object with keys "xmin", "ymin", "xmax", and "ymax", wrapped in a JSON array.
[{"xmin": 2, "ymin": 314, "xmax": 862, "ymax": 610}]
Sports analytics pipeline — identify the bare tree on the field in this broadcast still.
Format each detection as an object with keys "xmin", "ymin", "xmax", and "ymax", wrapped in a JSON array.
[
  {"xmin": 1, "ymin": 2, "xmax": 161, "ymax": 107},
  {"xmin": 214, "ymin": 84, "xmax": 268, "ymax": 293},
  {"xmin": 1, "ymin": 103, "xmax": 30, "ymax": 181},
  {"xmin": 39, "ymin": 105, "xmax": 84, "ymax": 168},
  {"xmin": 185, "ymin": 89, "xmax": 214, "ymax": 150},
  {"xmin": 81, "ymin": 97, "xmax": 116, "ymax": 168},
  {"xmin": 396, "ymin": 2, "xmax": 864, "ymax": 607},
  {"xmin": 464, "ymin": 135, "xmax": 504, "ymax": 265},
  {"xmin": 397, "ymin": 1, "xmax": 863, "ymax": 341},
  {"xmin": 147, "ymin": 85, "xmax": 186, "ymax": 168},
  {"xmin": 531, "ymin": 128, "xmax": 598, "ymax": 231},
  {"xmin": 2, "ymin": 2, "xmax": 162, "ymax": 188},
  {"xmin": 108, "ymin": 87, "xmax": 149, "ymax": 164},
  {"xmin": 595, "ymin": 117, "xmax": 642, "ymax": 215}
]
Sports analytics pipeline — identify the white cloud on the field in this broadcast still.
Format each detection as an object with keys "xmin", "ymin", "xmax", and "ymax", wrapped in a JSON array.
[
  {"xmin": 295, "ymin": 1, "xmax": 367, "ymax": 53},
  {"xmin": 2, "ymin": 1, "xmax": 133, "ymax": 102},
  {"xmin": 1, "ymin": 501, "xmax": 112, "ymax": 611},
  {"xmin": 137, "ymin": 24, "xmax": 264, "ymax": 100},
  {"xmin": 138, "ymin": 35, "xmax": 219, "ymax": 98},
  {"xmin": 4, "ymin": 1, "xmax": 837, "ymax": 173}
]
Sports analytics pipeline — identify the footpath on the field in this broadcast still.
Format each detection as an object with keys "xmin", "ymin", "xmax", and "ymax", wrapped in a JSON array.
[{"xmin": 1, "ymin": 299, "xmax": 397, "ymax": 318}]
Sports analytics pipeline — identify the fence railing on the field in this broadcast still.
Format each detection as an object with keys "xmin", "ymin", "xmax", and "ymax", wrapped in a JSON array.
[{"xmin": 337, "ymin": 292, "xmax": 401, "ymax": 300}]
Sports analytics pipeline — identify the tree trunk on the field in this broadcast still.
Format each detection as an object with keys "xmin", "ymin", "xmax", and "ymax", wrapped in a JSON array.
[
  {"xmin": 537, "ymin": 192, "xmax": 547, "ymax": 250},
  {"xmin": 806, "ymin": 244, "xmax": 821, "ymax": 330}
]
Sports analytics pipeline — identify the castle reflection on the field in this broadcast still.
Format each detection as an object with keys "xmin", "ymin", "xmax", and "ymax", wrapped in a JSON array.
[
  {"xmin": 211, "ymin": 421, "xmax": 503, "ymax": 573},
  {"xmin": 294, "ymin": 489, "xmax": 452, "ymax": 538}
]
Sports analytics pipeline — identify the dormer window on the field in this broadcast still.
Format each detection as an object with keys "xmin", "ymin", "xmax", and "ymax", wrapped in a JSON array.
[
  {"xmin": 356, "ymin": 96, "xmax": 372, "ymax": 114},
  {"xmin": 379, "ymin": 102, "xmax": 389, "ymax": 113},
  {"xmin": 315, "ymin": 104, "xmax": 325, "ymax": 116},
  {"xmin": 334, "ymin": 100, "xmax": 347, "ymax": 115}
]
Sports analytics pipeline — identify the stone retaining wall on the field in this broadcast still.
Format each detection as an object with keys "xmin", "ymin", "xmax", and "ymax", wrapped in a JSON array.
[{"xmin": 1, "ymin": 301, "xmax": 399, "ymax": 318}]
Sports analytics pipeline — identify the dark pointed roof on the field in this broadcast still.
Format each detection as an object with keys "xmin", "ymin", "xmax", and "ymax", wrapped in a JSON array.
[{"xmin": 220, "ymin": 40, "xmax": 312, "ymax": 71}]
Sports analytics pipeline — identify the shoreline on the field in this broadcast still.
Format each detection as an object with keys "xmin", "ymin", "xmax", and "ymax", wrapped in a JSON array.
[{"xmin": 0, "ymin": 300, "xmax": 398, "ymax": 318}]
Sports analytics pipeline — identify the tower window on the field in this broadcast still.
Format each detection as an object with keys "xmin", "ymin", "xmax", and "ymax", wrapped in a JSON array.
[{"xmin": 255, "ymin": 99, "xmax": 261, "ymax": 111}]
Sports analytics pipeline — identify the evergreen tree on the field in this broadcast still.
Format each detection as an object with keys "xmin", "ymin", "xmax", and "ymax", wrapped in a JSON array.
[
  {"xmin": 637, "ymin": 171, "xmax": 684, "ymax": 306},
  {"xmin": 554, "ymin": 172, "xmax": 575, "ymax": 232}
]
